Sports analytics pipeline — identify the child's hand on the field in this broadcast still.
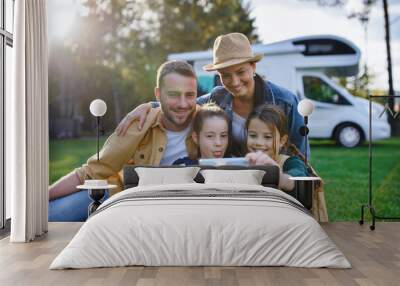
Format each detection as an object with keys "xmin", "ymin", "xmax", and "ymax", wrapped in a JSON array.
[{"xmin": 245, "ymin": 151, "xmax": 279, "ymax": 167}]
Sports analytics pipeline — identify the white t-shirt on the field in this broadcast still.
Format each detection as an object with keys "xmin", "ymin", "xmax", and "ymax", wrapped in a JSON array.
[
  {"xmin": 232, "ymin": 111, "xmax": 247, "ymax": 143},
  {"xmin": 159, "ymin": 125, "xmax": 191, "ymax": 165}
]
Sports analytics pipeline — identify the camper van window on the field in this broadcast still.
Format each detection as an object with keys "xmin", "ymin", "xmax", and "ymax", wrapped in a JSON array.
[
  {"xmin": 303, "ymin": 76, "xmax": 351, "ymax": 105},
  {"xmin": 197, "ymin": 74, "xmax": 221, "ymax": 96},
  {"xmin": 197, "ymin": 75, "xmax": 214, "ymax": 96},
  {"xmin": 293, "ymin": 39, "xmax": 356, "ymax": 56}
]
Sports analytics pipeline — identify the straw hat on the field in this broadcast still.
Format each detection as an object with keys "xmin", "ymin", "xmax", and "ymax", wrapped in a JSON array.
[{"xmin": 203, "ymin": 33, "xmax": 263, "ymax": 71}]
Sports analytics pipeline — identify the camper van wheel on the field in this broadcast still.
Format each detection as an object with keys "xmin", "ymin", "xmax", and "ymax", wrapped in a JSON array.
[{"xmin": 335, "ymin": 124, "xmax": 363, "ymax": 148}]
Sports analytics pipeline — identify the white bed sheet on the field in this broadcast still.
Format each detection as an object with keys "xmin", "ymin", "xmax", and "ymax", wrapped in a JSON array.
[{"xmin": 50, "ymin": 183, "xmax": 350, "ymax": 269}]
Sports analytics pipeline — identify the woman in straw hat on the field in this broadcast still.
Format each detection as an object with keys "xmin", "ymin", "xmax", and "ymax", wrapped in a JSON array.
[{"xmin": 116, "ymin": 33, "xmax": 308, "ymax": 157}]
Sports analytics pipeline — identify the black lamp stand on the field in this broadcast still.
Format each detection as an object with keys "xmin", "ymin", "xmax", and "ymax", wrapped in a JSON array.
[
  {"xmin": 299, "ymin": 116, "xmax": 309, "ymax": 166},
  {"xmin": 97, "ymin": 116, "xmax": 100, "ymax": 161},
  {"xmin": 359, "ymin": 94, "xmax": 400, "ymax": 230},
  {"xmin": 88, "ymin": 189, "xmax": 106, "ymax": 216},
  {"xmin": 88, "ymin": 116, "xmax": 104, "ymax": 216}
]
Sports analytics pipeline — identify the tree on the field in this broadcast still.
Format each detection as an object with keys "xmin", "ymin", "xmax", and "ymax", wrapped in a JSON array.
[
  {"xmin": 50, "ymin": 0, "xmax": 159, "ymax": 132},
  {"xmin": 302, "ymin": 0, "xmax": 398, "ymax": 134},
  {"xmin": 49, "ymin": 0, "xmax": 258, "ymax": 135},
  {"xmin": 156, "ymin": 0, "xmax": 258, "ymax": 53}
]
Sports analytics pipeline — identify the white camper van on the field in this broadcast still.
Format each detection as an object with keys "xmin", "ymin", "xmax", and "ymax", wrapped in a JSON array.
[{"xmin": 168, "ymin": 35, "xmax": 391, "ymax": 148}]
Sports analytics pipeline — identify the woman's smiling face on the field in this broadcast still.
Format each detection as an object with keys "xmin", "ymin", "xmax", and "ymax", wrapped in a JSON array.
[{"xmin": 217, "ymin": 62, "xmax": 256, "ymax": 100}]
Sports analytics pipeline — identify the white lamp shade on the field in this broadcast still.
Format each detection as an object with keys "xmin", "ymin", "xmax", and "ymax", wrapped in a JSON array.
[
  {"xmin": 298, "ymin": 99, "xmax": 314, "ymax": 117},
  {"xmin": 89, "ymin": 99, "xmax": 107, "ymax": 117}
]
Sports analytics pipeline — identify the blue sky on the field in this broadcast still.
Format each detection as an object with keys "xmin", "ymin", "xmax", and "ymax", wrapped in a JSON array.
[{"xmin": 48, "ymin": 0, "xmax": 400, "ymax": 91}]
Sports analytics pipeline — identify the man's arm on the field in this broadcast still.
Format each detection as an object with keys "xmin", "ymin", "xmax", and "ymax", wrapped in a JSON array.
[
  {"xmin": 78, "ymin": 118, "xmax": 154, "ymax": 181},
  {"xmin": 49, "ymin": 171, "xmax": 82, "ymax": 201},
  {"xmin": 115, "ymin": 103, "xmax": 153, "ymax": 135},
  {"xmin": 49, "ymin": 111, "xmax": 156, "ymax": 200},
  {"xmin": 196, "ymin": 93, "xmax": 212, "ymax": 105}
]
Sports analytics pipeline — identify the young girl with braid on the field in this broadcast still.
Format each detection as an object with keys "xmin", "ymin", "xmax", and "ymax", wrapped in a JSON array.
[{"xmin": 245, "ymin": 104, "xmax": 309, "ymax": 191}]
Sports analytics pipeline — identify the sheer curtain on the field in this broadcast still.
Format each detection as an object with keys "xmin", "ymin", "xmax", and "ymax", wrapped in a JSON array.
[{"xmin": 8, "ymin": 0, "xmax": 49, "ymax": 242}]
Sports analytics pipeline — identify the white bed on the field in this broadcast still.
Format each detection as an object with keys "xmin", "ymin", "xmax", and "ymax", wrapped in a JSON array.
[{"xmin": 50, "ymin": 183, "xmax": 350, "ymax": 269}]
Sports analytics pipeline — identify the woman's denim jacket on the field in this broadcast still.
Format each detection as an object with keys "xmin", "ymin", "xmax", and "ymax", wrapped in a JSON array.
[{"xmin": 196, "ymin": 79, "xmax": 309, "ymax": 157}]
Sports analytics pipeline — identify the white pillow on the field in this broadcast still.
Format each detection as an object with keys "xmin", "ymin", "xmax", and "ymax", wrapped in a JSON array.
[
  {"xmin": 135, "ymin": 167, "xmax": 200, "ymax": 186},
  {"xmin": 200, "ymin": 169, "xmax": 266, "ymax": 185}
]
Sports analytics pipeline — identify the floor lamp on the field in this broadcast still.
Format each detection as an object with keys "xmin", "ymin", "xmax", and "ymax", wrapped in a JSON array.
[
  {"xmin": 359, "ymin": 94, "xmax": 400, "ymax": 230},
  {"xmin": 89, "ymin": 99, "xmax": 107, "ymax": 161},
  {"xmin": 297, "ymin": 99, "xmax": 314, "ymax": 165},
  {"xmin": 83, "ymin": 99, "xmax": 110, "ymax": 215},
  {"xmin": 289, "ymin": 98, "xmax": 318, "ymax": 210}
]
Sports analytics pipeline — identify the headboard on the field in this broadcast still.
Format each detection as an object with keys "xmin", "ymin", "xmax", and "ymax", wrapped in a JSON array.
[{"xmin": 123, "ymin": 165, "xmax": 280, "ymax": 190}]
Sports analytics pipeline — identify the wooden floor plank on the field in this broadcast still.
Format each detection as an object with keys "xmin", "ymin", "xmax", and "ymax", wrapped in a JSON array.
[{"xmin": 0, "ymin": 222, "xmax": 399, "ymax": 286}]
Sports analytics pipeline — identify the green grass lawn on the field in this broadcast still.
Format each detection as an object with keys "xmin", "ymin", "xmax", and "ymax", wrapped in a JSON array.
[
  {"xmin": 49, "ymin": 137, "xmax": 107, "ymax": 184},
  {"xmin": 49, "ymin": 137, "xmax": 400, "ymax": 222}
]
